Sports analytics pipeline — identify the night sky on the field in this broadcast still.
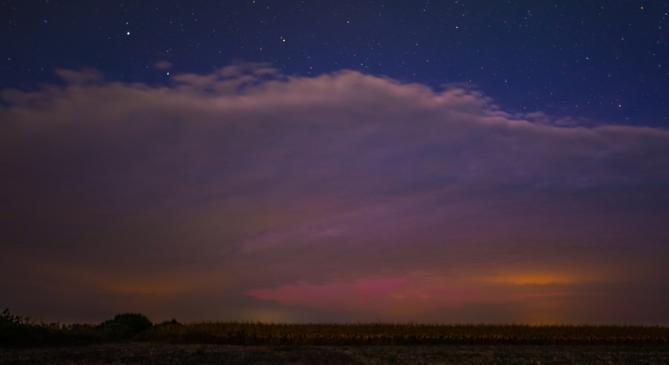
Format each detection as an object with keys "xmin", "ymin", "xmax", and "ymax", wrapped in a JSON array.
[{"xmin": 2, "ymin": 1, "xmax": 669, "ymax": 324}]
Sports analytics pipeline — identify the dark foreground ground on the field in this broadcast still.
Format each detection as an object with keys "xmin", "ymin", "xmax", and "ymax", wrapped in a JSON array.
[{"xmin": 2, "ymin": 343, "xmax": 669, "ymax": 365}]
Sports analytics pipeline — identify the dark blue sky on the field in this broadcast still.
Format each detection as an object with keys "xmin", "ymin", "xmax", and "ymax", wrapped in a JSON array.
[{"xmin": 2, "ymin": 0, "xmax": 668, "ymax": 126}]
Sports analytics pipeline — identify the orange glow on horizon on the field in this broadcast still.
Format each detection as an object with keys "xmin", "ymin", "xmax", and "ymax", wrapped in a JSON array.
[{"xmin": 488, "ymin": 272, "xmax": 579, "ymax": 286}]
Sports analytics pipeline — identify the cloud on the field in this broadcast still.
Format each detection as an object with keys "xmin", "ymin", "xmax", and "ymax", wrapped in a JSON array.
[
  {"xmin": 54, "ymin": 68, "xmax": 104, "ymax": 85},
  {"xmin": 153, "ymin": 61, "xmax": 173, "ymax": 70},
  {"xmin": 1, "ymin": 64, "xmax": 669, "ymax": 323}
]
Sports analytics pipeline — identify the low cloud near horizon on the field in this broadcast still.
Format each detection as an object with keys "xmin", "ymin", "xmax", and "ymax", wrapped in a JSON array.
[{"xmin": 2, "ymin": 63, "xmax": 669, "ymax": 324}]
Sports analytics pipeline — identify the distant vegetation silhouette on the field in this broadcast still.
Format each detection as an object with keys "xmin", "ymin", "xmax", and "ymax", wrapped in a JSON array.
[
  {"xmin": 2, "ymin": 309, "xmax": 669, "ymax": 347},
  {"xmin": 97, "ymin": 313, "xmax": 153, "ymax": 339}
]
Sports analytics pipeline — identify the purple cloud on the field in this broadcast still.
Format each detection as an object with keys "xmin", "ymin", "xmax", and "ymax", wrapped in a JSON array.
[{"xmin": 1, "ymin": 64, "xmax": 669, "ymax": 323}]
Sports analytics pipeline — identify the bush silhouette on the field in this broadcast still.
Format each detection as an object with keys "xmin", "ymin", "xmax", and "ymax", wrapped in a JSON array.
[
  {"xmin": 154, "ymin": 318, "xmax": 182, "ymax": 329},
  {"xmin": 97, "ymin": 313, "xmax": 153, "ymax": 339},
  {"xmin": 0, "ymin": 309, "xmax": 30, "ymax": 346}
]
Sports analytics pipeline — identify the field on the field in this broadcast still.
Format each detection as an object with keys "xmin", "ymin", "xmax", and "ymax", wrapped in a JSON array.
[
  {"xmin": 2, "ymin": 312, "xmax": 669, "ymax": 364},
  {"xmin": 3, "ymin": 343, "xmax": 669, "ymax": 364},
  {"xmin": 139, "ymin": 322, "xmax": 669, "ymax": 346}
]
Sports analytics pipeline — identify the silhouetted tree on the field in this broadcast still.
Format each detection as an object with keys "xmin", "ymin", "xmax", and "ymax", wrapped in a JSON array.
[{"xmin": 97, "ymin": 313, "xmax": 153, "ymax": 339}]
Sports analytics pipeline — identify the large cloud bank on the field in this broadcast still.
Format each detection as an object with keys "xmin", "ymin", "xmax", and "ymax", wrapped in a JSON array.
[{"xmin": 2, "ymin": 63, "xmax": 669, "ymax": 323}]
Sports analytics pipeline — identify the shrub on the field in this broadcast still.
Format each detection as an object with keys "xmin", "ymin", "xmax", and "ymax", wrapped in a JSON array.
[
  {"xmin": 156, "ymin": 318, "xmax": 181, "ymax": 327},
  {"xmin": 0, "ymin": 308, "xmax": 28, "ymax": 327},
  {"xmin": 97, "ymin": 313, "xmax": 153, "ymax": 340}
]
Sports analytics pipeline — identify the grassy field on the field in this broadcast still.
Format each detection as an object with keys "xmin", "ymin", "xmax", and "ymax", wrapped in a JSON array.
[
  {"xmin": 2, "ymin": 311, "xmax": 669, "ymax": 364},
  {"xmin": 3, "ymin": 311, "xmax": 669, "ymax": 347},
  {"xmin": 140, "ymin": 322, "xmax": 669, "ymax": 346}
]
